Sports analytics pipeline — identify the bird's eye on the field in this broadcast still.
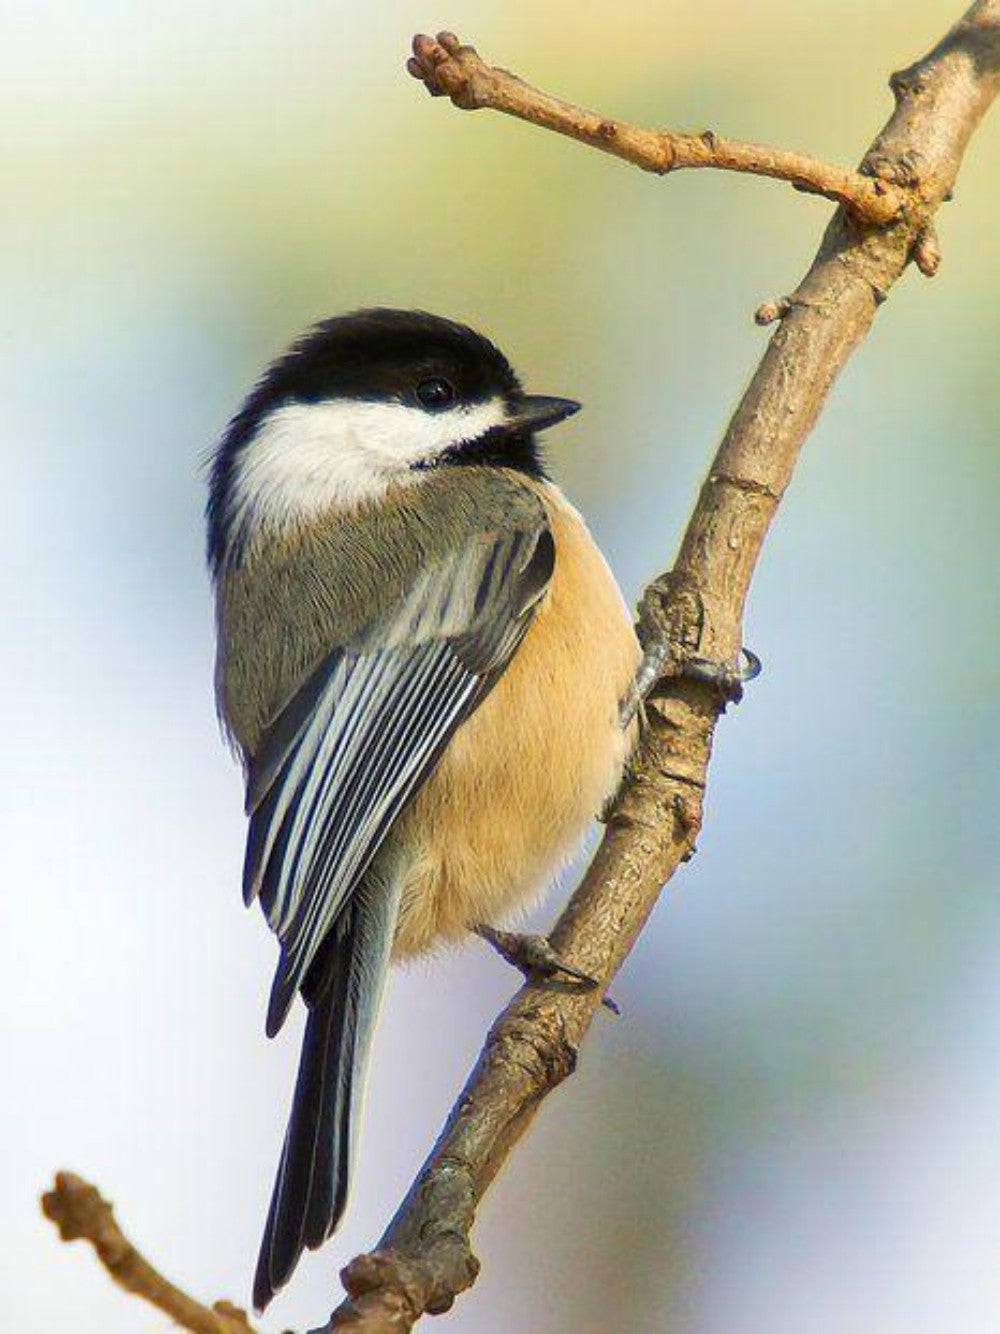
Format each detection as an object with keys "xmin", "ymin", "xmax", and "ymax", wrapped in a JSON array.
[{"xmin": 415, "ymin": 377, "xmax": 457, "ymax": 411}]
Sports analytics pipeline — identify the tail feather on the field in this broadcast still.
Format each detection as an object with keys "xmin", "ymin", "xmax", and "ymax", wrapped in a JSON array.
[{"xmin": 253, "ymin": 868, "xmax": 398, "ymax": 1311}]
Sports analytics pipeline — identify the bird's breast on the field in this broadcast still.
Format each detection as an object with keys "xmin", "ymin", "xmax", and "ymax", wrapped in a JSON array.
[{"xmin": 393, "ymin": 479, "xmax": 641, "ymax": 958}]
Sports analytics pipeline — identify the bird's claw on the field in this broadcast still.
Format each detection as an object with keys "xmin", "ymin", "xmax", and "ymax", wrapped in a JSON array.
[
  {"xmin": 681, "ymin": 646, "xmax": 762, "ymax": 703},
  {"xmin": 621, "ymin": 644, "xmax": 761, "ymax": 724},
  {"xmin": 475, "ymin": 926, "xmax": 619, "ymax": 1014}
]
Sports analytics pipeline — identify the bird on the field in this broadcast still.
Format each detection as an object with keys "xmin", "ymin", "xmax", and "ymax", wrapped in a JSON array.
[{"xmin": 206, "ymin": 308, "xmax": 642, "ymax": 1309}]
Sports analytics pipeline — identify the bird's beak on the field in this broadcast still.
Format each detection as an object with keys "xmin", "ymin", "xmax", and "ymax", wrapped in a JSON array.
[{"xmin": 509, "ymin": 394, "xmax": 582, "ymax": 432}]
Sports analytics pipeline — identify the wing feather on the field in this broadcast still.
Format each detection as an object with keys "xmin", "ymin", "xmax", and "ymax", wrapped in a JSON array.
[{"xmin": 244, "ymin": 517, "xmax": 554, "ymax": 1035}]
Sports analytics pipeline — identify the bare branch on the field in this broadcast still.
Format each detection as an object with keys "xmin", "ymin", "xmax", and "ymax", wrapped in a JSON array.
[
  {"xmin": 327, "ymin": 6, "xmax": 1000, "ymax": 1330},
  {"xmin": 406, "ymin": 30, "xmax": 912, "ymax": 225},
  {"xmin": 41, "ymin": 1172, "xmax": 258, "ymax": 1334}
]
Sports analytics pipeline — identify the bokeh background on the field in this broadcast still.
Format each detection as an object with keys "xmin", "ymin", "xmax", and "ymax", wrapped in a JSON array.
[{"xmin": 5, "ymin": 2, "xmax": 1000, "ymax": 1330}]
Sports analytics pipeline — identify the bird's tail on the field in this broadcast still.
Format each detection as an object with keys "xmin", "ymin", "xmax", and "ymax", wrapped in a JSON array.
[{"xmin": 252, "ymin": 868, "xmax": 399, "ymax": 1311}]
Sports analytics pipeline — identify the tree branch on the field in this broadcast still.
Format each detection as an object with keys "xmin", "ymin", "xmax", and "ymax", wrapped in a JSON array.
[
  {"xmin": 327, "ymin": 7, "xmax": 1000, "ymax": 1331},
  {"xmin": 406, "ymin": 31, "xmax": 913, "ymax": 224},
  {"xmin": 41, "ymin": 1172, "xmax": 258, "ymax": 1334}
]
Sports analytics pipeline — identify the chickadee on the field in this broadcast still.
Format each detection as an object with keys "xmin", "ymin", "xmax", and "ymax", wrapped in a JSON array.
[{"xmin": 207, "ymin": 309, "xmax": 641, "ymax": 1308}]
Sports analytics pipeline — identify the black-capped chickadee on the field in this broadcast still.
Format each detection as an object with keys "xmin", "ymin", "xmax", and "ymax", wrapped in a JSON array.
[{"xmin": 207, "ymin": 309, "xmax": 641, "ymax": 1308}]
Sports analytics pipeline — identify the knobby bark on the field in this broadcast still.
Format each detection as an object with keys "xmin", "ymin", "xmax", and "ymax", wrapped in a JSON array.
[{"xmin": 42, "ymin": 5, "xmax": 1000, "ymax": 1332}]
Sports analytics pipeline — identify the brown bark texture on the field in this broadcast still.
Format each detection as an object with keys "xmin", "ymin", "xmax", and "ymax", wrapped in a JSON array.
[{"xmin": 42, "ymin": 5, "xmax": 1000, "ymax": 1333}]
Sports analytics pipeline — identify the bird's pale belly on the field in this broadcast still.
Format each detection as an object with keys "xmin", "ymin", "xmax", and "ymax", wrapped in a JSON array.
[{"xmin": 392, "ymin": 482, "xmax": 641, "ymax": 958}]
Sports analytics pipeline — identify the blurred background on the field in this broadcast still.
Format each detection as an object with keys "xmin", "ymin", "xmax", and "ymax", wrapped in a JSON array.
[{"xmin": 5, "ymin": 2, "xmax": 1000, "ymax": 1330}]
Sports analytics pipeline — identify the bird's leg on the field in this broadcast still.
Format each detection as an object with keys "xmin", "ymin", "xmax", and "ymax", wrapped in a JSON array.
[
  {"xmin": 619, "ymin": 644, "xmax": 762, "ymax": 728},
  {"xmin": 622, "ymin": 575, "xmax": 763, "ymax": 728},
  {"xmin": 474, "ymin": 925, "xmax": 619, "ymax": 1013},
  {"xmin": 475, "ymin": 924, "xmax": 596, "ymax": 986}
]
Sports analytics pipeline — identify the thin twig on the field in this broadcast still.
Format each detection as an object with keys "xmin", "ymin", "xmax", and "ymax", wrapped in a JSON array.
[
  {"xmin": 326, "ymin": 6, "xmax": 1000, "ymax": 1330},
  {"xmin": 41, "ymin": 1172, "xmax": 258, "ymax": 1334},
  {"xmin": 406, "ymin": 31, "xmax": 912, "ymax": 225}
]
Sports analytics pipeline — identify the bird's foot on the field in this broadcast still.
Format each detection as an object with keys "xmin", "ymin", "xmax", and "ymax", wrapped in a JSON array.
[
  {"xmin": 680, "ymin": 646, "xmax": 762, "ymax": 703},
  {"xmin": 620, "ymin": 644, "xmax": 761, "ymax": 725},
  {"xmin": 474, "ymin": 925, "xmax": 619, "ymax": 1014}
]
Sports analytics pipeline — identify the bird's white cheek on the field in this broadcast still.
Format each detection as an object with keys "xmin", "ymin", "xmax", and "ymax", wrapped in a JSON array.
[{"xmin": 225, "ymin": 397, "xmax": 508, "ymax": 543}]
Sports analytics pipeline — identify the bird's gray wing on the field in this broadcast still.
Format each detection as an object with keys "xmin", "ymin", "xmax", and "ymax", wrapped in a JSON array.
[{"xmin": 244, "ymin": 518, "xmax": 555, "ymax": 1035}]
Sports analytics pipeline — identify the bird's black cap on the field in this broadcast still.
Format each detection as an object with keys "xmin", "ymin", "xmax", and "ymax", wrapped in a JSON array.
[
  {"xmin": 207, "ymin": 309, "xmax": 579, "ymax": 573},
  {"xmin": 236, "ymin": 307, "xmax": 523, "ymax": 420}
]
